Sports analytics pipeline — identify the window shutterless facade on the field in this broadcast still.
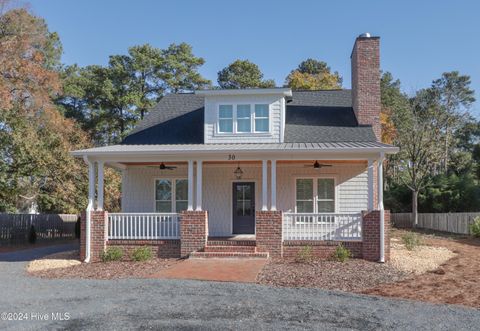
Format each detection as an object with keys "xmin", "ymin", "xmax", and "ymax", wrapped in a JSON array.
[
  {"xmin": 295, "ymin": 178, "xmax": 336, "ymax": 213},
  {"xmin": 217, "ymin": 103, "xmax": 270, "ymax": 134},
  {"xmin": 155, "ymin": 178, "xmax": 188, "ymax": 213}
]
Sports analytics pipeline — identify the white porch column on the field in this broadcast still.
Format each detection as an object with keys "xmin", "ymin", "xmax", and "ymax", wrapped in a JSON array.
[
  {"xmin": 262, "ymin": 160, "xmax": 268, "ymax": 211},
  {"xmin": 84, "ymin": 157, "xmax": 95, "ymax": 263},
  {"xmin": 270, "ymin": 160, "xmax": 277, "ymax": 211},
  {"xmin": 367, "ymin": 159, "xmax": 374, "ymax": 211},
  {"xmin": 97, "ymin": 161, "xmax": 104, "ymax": 211},
  {"xmin": 187, "ymin": 160, "xmax": 194, "ymax": 211},
  {"xmin": 195, "ymin": 160, "xmax": 203, "ymax": 211},
  {"xmin": 378, "ymin": 152, "xmax": 385, "ymax": 263}
]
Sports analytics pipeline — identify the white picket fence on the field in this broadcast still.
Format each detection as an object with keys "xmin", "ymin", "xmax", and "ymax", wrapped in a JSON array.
[
  {"xmin": 391, "ymin": 212, "xmax": 480, "ymax": 235},
  {"xmin": 108, "ymin": 213, "xmax": 180, "ymax": 240},
  {"xmin": 283, "ymin": 213, "xmax": 362, "ymax": 241}
]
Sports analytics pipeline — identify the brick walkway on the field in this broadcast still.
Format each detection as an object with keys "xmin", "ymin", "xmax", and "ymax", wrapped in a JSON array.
[{"xmin": 150, "ymin": 258, "xmax": 267, "ymax": 283}]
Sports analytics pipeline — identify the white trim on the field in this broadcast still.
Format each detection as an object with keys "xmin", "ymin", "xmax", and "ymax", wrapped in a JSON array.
[
  {"xmin": 84, "ymin": 157, "xmax": 95, "ymax": 263},
  {"xmin": 293, "ymin": 176, "xmax": 338, "ymax": 214},
  {"xmin": 187, "ymin": 160, "xmax": 194, "ymax": 211},
  {"xmin": 196, "ymin": 160, "xmax": 203, "ymax": 211},
  {"xmin": 97, "ymin": 161, "xmax": 104, "ymax": 211},
  {"xmin": 271, "ymin": 160, "xmax": 277, "ymax": 211},
  {"xmin": 153, "ymin": 177, "xmax": 188, "ymax": 213},
  {"xmin": 279, "ymin": 97, "xmax": 285, "ymax": 143},
  {"xmin": 367, "ymin": 158, "xmax": 374, "ymax": 211},
  {"xmin": 262, "ymin": 160, "xmax": 268, "ymax": 211},
  {"xmin": 196, "ymin": 88, "xmax": 292, "ymax": 97}
]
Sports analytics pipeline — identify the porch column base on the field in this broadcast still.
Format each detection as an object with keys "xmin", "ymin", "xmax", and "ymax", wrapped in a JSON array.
[
  {"xmin": 80, "ymin": 211, "xmax": 108, "ymax": 262},
  {"xmin": 180, "ymin": 210, "xmax": 208, "ymax": 258},
  {"xmin": 362, "ymin": 210, "xmax": 390, "ymax": 262},
  {"xmin": 255, "ymin": 211, "xmax": 283, "ymax": 258}
]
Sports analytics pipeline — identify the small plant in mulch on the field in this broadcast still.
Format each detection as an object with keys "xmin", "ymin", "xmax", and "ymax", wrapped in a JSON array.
[
  {"xmin": 332, "ymin": 244, "xmax": 351, "ymax": 262},
  {"xmin": 402, "ymin": 232, "xmax": 422, "ymax": 251},
  {"xmin": 28, "ymin": 225, "xmax": 37, "ymax": 244},
  {"xmin": 101, "ymin": 247, "xmax": 124, "ymax": 262},
  {"xmin": 469, "ymin": 217, "xmax": 480, "ymax": 238},
  {"xmin": 131, "ymin": 246, "xmax": 153, "ymax": 262},
  {"xmin": 295, "ymin": 245, "xmax": 313, "ymax": 263}
]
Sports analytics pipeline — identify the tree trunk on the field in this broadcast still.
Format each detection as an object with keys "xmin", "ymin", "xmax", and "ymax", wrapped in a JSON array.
[
  {"xmin": 412, "ymin": 190, "xmax": 419, "ymax": 228},
  {"xmin": 444, "ymin": 124, "xmax": 449, "ymax": 173}
]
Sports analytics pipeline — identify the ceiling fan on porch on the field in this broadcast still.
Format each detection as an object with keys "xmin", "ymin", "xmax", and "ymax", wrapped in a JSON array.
[
  {"xmin": 304, "ymin": 161, "xmax": 332, "ymax": 169},
  {"xmin": 147, "ymin": 163, "xmax": 177, "ymax": 170}
]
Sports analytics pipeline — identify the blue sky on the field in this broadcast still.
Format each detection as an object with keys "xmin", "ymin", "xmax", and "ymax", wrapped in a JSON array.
[{"xmin": 30, "ymin": 0, "xmax": 479, "ymax": 115}]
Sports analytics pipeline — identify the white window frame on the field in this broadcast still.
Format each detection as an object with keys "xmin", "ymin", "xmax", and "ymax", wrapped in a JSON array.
[
  {"xmin": 294, "ymin": 176, "xmax": 338, "ymax": 214},
  {"xmin": 154, "ymin": 178, "xmax": 188, "ymax": 213},
  {"xmin": 216, "ymin": 103, "xmax": 271, "ymax": 135},
  {"xmin": 253, "ymin": 104, "xmax": 270, "ymax": 133}
]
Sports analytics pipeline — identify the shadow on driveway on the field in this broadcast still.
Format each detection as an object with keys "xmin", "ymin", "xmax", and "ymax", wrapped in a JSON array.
[{"xmin": 0, "ymin": 243, "xmax": 78, "ymax": 262}]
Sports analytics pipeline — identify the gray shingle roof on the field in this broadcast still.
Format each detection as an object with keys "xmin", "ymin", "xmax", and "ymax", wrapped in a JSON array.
[{"xmin": 123, "ymin": 89, "xmax": 378, "ymax": 145}]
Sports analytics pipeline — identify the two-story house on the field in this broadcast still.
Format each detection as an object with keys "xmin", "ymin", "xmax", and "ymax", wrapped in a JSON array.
[{"xmin": 73, "ymin": 34, "xmax": 398, "ymax": 263}]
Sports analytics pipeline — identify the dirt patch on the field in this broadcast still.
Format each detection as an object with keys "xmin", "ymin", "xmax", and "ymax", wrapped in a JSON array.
[
  {"xmin": 27, "ymin": 250, "xmax": 81, "ymax": 272},
  {"xmin": 257, "ymin": 258, "xmax": 407, "ymax": 292},
  {"xmin": 29, "ymin": 257, "xmax": 182, "ymax": 280},
  {"xmin": 363, "ymin": 229, "xmax": 480, "ymax": 308},
  {"xmin": 390, "ymin": 239, "xmax": 456, "ymax": 274}
]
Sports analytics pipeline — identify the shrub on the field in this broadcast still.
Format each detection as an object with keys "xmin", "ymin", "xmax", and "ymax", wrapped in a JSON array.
[
  {"xmin": 296, "ymin": 245, "xmax": 313, "ymax": 263},
  {"xmin": 402, "ymin": 232, "xmax": 422, "ymax": 250},
  {"xmin": 469, "ymin": 217, "xmax": 480, "ymax": 238},
  {"xmin": 28, "ymin": 225, "xmax": 37, "ymax": 244},
  {"xmin": 131, "ymin": 246, "xmax": 153, "ymax": 262},
  {"xmin": 332, "ymin": 244, "xmax": 351, "ymax": 262},
  {"xmin": 101, "ymin": 247, "xmax": 123, "ymax": 262}
]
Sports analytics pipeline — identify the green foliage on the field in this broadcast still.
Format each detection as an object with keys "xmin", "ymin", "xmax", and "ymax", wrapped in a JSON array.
[
  {"xmin": 101, "ymin": 247, "xmax": 124, "ymax": 262},
  {"xmin": 285, "ymin": 58, "xmax": 342, "ymax": 90},
  {"xmin": 469, "ymin": 217, "xmax": 480, "ymax": 237},
  {"xmin": 217, "ymin": 59, "xmax": 275, "ymax": 89},
  {"xmin": 130, "ymin": 246, "xmax": 153, "ymax": 262},
  {"xmin": 295, "ymin": 245, "xmax": 313, "ymax": 263},
  {"xmin": 402, "ymin": 232, "xmax": 422, "ymax": 250},
  {"xmin": 332, "ymin": 244, "xmax": 351, "ymax": 262},
  {"xmin": 28, "ymin": 225, "xmax": 37, "ymax": 244}
]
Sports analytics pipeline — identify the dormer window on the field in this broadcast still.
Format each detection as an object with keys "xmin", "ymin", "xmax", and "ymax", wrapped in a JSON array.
[
  {"xmin": 217, "ymin": 103, "xmax": 270, "ymax": 134},
  {"xmin": 218, "ymin": 105, "xmax": 233, "ymax": 133}
]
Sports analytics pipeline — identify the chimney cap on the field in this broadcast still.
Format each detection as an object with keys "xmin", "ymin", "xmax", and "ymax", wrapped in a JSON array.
[{"xmin": 359, "ymin": 32, "xmax": 371, "ymax": 38}]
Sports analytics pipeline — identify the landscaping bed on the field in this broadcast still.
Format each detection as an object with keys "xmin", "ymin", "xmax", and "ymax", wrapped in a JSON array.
[
  {"xmin": 28, "ymin": 249, "xmax": 181, "ymax": 279},
  {"xmin": 256, "ymin": 258, "xmax": 406, "ymax": 291}
]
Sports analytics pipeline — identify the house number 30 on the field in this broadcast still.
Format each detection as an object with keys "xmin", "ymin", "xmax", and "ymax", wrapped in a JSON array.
[{"xmin": 228, "ymin": 154, "xmax": 236, "ymax": 160}]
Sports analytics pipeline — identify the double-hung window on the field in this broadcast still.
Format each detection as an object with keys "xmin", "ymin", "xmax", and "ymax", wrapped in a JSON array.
[
  {"xmin": 155, "ymin": 179, "xmax": 188, "ymax": 213},
  {"xmin": 295, "ymin": 178, "xmax": 335, "ymax": 213},
  {"xmin": 218, "ymin": 105, "xmax": 233, "ymax": 133},
  {"xmin": 217, "ymin": 103, "xmax": 270, "ymax": 134},
  {"xmin": 236, "ymin": 104, "xmax": 251, "ymax": 132}
]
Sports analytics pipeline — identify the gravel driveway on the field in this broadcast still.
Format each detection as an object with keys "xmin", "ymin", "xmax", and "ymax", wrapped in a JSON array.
[{"xmin": 0, "ymin": 245, "xmax": 479, "ymax": 330}]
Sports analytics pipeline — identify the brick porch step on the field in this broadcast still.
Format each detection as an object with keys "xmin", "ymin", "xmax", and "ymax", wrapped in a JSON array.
[
  {"xmin": 207, "ymin": 240, "xmax": 256, "ymax": 247},
  {"xmin": 203, "ymin": 245, "xmax": 257, "ymax": 253},
  {"xmin": 189, "ymin": 251, "xmax": 269, "ymax": 259}
]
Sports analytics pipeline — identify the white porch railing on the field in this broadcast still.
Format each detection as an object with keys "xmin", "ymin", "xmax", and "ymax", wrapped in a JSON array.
[
  {"xmin": 108, "ymin": 213, "xmax": 180, "ymax": 240},
  {"xmin": 283, "ymin": 213, "xmax": 362, "ymax": 241}
]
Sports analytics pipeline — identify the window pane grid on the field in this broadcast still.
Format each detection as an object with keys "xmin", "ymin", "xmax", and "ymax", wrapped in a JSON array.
[
  {"xmin": 155, "ymin": 178, "xmax": 188, "ymax": 213},
  {"xmin": 296, "ymin": 178, "xmax": 335, "ymax": 213}
]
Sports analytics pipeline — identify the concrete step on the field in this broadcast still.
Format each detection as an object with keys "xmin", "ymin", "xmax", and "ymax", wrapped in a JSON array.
[
  {"xmin": 190, "ymin": 251, "xmax": 268, "ymax": 259},
  {"xmin": 203, "ymin": 245, "xmax": 257, "ymax": 253}
]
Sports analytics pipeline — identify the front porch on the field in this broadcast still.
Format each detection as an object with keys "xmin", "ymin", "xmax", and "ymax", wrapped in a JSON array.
[{"xmin": 75, "ymin": 142, "xmax": 394, "ymax": 262}]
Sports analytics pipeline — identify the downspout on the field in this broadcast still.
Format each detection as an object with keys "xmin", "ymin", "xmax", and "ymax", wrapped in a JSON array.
[
  {"xmin": 83, "ymin": 156, "xmax": 95, "ymax": 263},
  {"xmin": 378, "ymin": 152, "xmax": 385, "ymax": 263}
]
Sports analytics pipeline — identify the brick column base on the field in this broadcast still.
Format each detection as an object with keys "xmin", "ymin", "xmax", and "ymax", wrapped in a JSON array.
[
  {"xmin": 80, "ymin": 210, "xmax": 108, "ymax": 262},
  {"xmin": 362, "ymin": 210, "xmax": 390, "ymax": 262},
  {"xmin": 180, "ymin": 211, "xmax": 208, "ymax": 258},
  {"xmin": 256, "ymin": 211, "xmax": 283, "ymax": 258}
]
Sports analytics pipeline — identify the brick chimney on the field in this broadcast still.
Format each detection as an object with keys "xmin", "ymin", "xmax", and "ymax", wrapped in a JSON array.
[{"xmin": 351, "ymin": 33, "xmax": 381, "ymax": 140}]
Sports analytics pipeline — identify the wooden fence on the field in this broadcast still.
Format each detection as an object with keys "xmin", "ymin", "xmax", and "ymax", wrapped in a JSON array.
[
  {"xmin": 0, "ymin": 214, "xmax": 78, "ymax": 245},
  {"xmin": 391, "ymin": 212, "xmax": 480, "ymax": 235}
]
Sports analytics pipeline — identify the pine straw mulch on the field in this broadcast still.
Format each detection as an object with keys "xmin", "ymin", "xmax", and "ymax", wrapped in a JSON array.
[
  {"xmin": 29, "ymin": 255, "xmax": 182, "ymax": 280},
  {"xmin": 256, "ymin": 258, "xmax": 407, "ymax": 292}
]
